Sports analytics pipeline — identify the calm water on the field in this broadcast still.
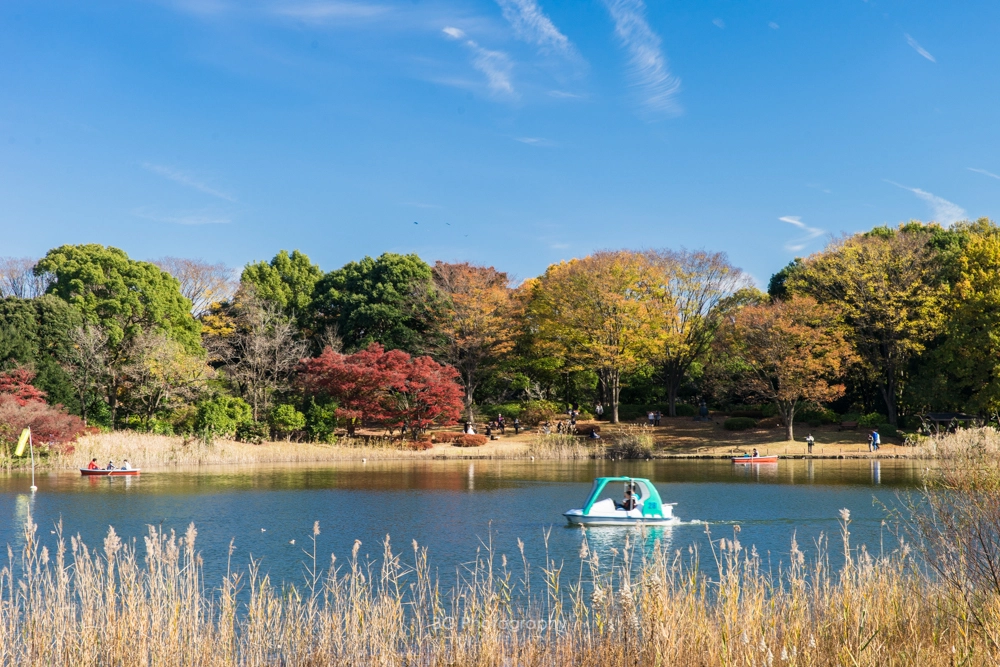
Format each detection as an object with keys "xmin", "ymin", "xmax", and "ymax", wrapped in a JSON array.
[{"xmin": 0, "ymin": 459, "xmax": 927, "ymax": 586}]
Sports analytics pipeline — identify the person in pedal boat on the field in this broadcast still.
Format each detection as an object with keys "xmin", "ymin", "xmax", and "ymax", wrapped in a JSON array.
[
  {"xmin": 87, "ymin": 458, "xmax": 99, "ymax": 470},
  {"xmin": 619, "ymin": 487, "xmax": 637, "ymax": 511}
]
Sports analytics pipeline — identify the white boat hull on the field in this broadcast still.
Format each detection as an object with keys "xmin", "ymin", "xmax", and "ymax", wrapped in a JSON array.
[{"xmin": 564, "ymin": 511, "xmax": 680, "ymax": 527}]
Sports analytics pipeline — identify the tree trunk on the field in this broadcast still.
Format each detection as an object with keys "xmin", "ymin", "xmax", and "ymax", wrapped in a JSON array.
[
  {"xmin": 664, "ymin": 364, "xmax": 682, "ymax": 417},
  {"xmin": 779, "ymin": 401, "xmax": 795, "ymax": 441},
  {"xmin": 877, "ymin": 380, "xmax": 898, "ymax": 426},
  {"xmin": 610, "ymin": 370, "xmax": 621, "ymax": 424}
]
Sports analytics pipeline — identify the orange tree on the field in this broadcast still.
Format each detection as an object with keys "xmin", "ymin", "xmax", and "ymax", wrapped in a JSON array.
[
  {"xmin": 723, "ymin": 295, "xmax": 853, "ymax": 441},
  {"xmin": 525, "ymin": 251, "xmax": 665, "ymax": 423},
  {"xmin": 431, "ymin": 262, "xmax": 518, "ymax": 421}
]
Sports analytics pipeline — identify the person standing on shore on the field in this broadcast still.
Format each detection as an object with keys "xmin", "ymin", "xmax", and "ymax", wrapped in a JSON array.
[{"xmin": 805, "ymin": 433, "xmax": 815, "ymax": 454}]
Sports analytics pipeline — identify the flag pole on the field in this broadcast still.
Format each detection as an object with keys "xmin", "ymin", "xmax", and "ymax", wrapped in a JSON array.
[{"xmin": 29, "ymin": 430, "xmax": 36, "ymax": 492}]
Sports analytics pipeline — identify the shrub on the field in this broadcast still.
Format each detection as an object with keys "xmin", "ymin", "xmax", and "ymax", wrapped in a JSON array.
[
  {"xmin": 858, "ymin": 412, "xmax": 887, "ymax": 428},
  {"xmin": 148, "ymin": 418, "xmax": 175, "ymax": 436},
  {"xmin": 674, "ymin": 403, "xmax": 697, "ymax": 417},
  {"xmin": 434, "ymin": 432, "xmax": 461, "ymax": 443},
  {"xmin": 724, "ymin": 417, "xmax": 758, "ymax": 431},
  {"xmin": 520, "ymin": 400, "xmax": 560, "ymax": 426},
  {"xmin": 0, "ymin": 395, "xmax": 87, "ymax": 448},
  {"xmin": 796, "ymin": 406, "xmax": 838, "ymax": 424},
  {"xmin": 169, "ymin": 405, "xmax": 198, "ymax": 436},
  {"xmin": 269, "ymin": 404, "xmax": 306, "ymax": 440},
  {"xmin": 730, "ymin": 410, "xmax": 765, "ymax": 419},
  {"xmin": 453, "ymin": 434, "xmax": 488, "ymax": 447},
  {"xmin": 479, "ymin": 402, "xmax": 523, "ymax": 420},
  {"xmin": 407, "ymin": 440, "xmax": 434, "ymax": 451},
  {"xmin": 194, "ymin": 396, "xmax": 253, "ymax": 438},
  {"xmin": 876, "ymin": 423, "xmax": 898, "ymax": 438},
  {"xmin": 235, "ymin": 421, "xmax": 268, "ymax": 444},
  {"xmin": 304, "ymin": 398, "xmax": 338, "ymax": 443}
]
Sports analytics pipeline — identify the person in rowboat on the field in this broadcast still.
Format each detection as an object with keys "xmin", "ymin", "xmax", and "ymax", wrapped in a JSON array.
[
  {"xmin": 751, "ymin": 448, "xmax": 759, "ymax": 458},
  {"xmin": 87, "ymin": 458, "xmax": 99, "ymax": 470},
  {"xmin": 106, "ymin": 460, "xmax": 116, "ymax": 471},
  {"xmin": 121, "ymin": 459, "xmax": 132, "ymax": 471}
]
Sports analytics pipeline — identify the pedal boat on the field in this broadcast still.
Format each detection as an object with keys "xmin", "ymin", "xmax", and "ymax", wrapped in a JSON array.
[
  {"xmin": 564, "ymin": 477, "xmax": 677, "ymax": 526},
  {"xmin": 80, "ymin": 468, "xmax": 140, "ymax": 476},
  {"xmin": 731, "ymin": 455, "xmax": 778, "ymax": 464}
]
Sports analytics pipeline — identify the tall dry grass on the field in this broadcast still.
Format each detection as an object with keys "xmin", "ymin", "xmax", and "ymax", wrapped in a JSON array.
[
  {"xmin": 526, "ymin": 433, "xmax": 600, "ymax": 459},
  {"xmin": 1, "ymin": 509, "xmax": 997, "ymax": 665}
]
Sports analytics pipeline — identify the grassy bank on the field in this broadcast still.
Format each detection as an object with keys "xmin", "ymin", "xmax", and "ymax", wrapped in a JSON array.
[{"xmin": 1, "ymin": 508, "xmax": 995, "ymax": 666}]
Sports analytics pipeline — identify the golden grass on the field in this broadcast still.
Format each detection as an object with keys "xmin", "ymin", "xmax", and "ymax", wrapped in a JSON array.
[{"xmin": 1, "ymin": 509, "xmax": 997, "ymax": 665}]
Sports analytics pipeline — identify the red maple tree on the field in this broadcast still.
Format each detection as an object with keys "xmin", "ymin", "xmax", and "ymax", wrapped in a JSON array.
[
  {"xmin": 298, "ymin": 343, "xmax": 463, "ymax": 436},
  {"xmin": 0, "ymin": 368, "xmax": 47, "ymax": 406}
]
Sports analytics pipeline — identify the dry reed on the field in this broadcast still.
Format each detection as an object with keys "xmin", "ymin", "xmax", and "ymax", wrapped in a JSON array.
[{"xmin": 1, "ymin": 509, "xmax": 997, "ymax": 666}]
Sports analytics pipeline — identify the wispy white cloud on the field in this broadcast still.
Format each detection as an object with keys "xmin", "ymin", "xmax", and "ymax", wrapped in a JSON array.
[
  {"xmin": 712, "ymin": 18, "xmax": 725, "ymax": 29},
  {"xmin": 969, "ymin": 167, "xmax": 1000, "ymax": 181},
  {"xmin": 271, "ymin": 2, "xmax": 388, "ymax": 22},
  {"xmin": 141, "ymin": 162, "xmax": 237, "ymax": 202},
  {"xmin": 442, "ymin": 27, "xmax": 516, "ymax": 97},
  {"xmin": 548, "ymin": 89, "xmax": 586, "ymax": 99},
  {"xmin": 515, "ymin": 136, "xmax": 554, "ymax": 146},
  {"xmin": 495, "ymin": 0, "xmax": 574, "ymax": 56},
  {"xmin": 779, "ymin": 216, "xmax": 824, "ymax": 252},
  {"xmin": 601, "ymin": 0, "xmax": 681, "ymax": 116},
  {"xmin": 904, "ymin": 33, "xmax": 936, "ymax": 62},
  {"xmin": 886, "ymin": 180, "xmax": 966, "ymax": 225},
  {"xmin": 768, "ymin": 21, "xmax": 779, "ymax": 30},
  {"xmin": 132, "ymin": 207, "xmax": 231, "ymax": 226}
]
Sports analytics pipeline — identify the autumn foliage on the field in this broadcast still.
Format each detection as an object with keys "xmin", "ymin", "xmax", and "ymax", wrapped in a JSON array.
[
  {"xmin": 298, "ymin": 343, "xmax": 463, "ymax": 435},
  {"xmin": 0, "ymin": 369, "xmax": 87, "ymax": 446}
]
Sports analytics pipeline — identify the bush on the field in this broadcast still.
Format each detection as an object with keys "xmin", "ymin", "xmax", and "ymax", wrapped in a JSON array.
[
  {"xmin": 194, "ymin": 396, "xmax": 253, "ymax": 438},
  {"xmin": 674, "ymin": 403, "xmax": 697, "ymax": 417},
  {"xmin": 796, "ymin": 406, "xmax": 838, "ymax": 424},
  {"xmin": 235, "ymin": 421, "xmax": 268, "ymax": 444},
  {"xmin": 730, "ymin": 410, "xmax": 765, "ymax": 419},
  {"xmin": 876, "ymin": 423, "xmax": 898, "ymax": 439},
  {"xmin": 269, "ymin": 404, "xmax": 306, "ymax": 440},
  {"xmin": 453, "ymin": 434, "xmax": 488, "ymax": 447},
  {"xmin": 304, "ymin": 398, "xmax": 337, "ymax": 443},
  {"xmin": 858, "ymin": 412, "xmax": 887, "ymax": 428},
  {"xmin": 479, "ymin": 402, "xmax": 523, "ymax": 420},
  {"xmin": 148, "ymin": 418, "xmax": 175, "ymax": 436},
  {"xmin": 169, "ymin": 405, "xmax": 198, "ymax": 436},
  {"xmin": 407, "ymin": 440, "xmax": 434, "ymax": 451},
  {"xmin": 0, "ymin": 395, "xmax": 87, "ymax": 448},
  {"xmin": 520, "ymin": 400, "xmax": 560, "ymax": 426},
  {"xmin": 724, "ymin": 417, "xmax": 758, "ymax": 431}
]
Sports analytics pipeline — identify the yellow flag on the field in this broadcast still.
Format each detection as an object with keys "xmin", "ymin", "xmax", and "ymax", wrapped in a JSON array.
[{"xmin": 14, "ymin": 428, "xmax": 30, "ymax": 457}]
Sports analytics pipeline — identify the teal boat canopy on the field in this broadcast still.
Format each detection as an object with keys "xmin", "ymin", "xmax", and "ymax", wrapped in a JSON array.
[{"xmin": 581, "ymin": 476, "xmax": 665, "ymax": 518}]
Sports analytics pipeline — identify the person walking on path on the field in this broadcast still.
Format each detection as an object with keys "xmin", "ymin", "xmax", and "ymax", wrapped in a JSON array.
[{"xmin": 871, "ymin": 429, "xmax": 881, "ymax": 452}]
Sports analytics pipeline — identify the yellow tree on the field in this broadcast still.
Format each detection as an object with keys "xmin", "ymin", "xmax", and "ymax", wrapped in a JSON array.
[
  {"xmin": 432, "ymin": 262, "xmax": 518, "ymax": 421},
  {"xmin": 526, "ymin": 251, "xmax": 665, "ymax": 423},
  {"xmin": 788, "ymin": 226, "xmax": 947, "ymax": 425},
  {"xmin": 647, "ymin": 249, "xmax": 750, "ymax": 416},
  {"xmin": 725, "ymin": 296, "xmax": 854, "ymax": 441}
]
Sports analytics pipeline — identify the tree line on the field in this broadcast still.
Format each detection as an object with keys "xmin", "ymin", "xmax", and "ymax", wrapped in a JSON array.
[{"xmin": 2, "ymin": 217, "xmax": 999, "ymax": 444}]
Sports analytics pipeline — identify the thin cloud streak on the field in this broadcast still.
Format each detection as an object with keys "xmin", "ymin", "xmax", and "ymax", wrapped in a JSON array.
[
  {"xmin": 442, "ymin": 27, "xmax": 516, "ymax": 97},
  {"xmin": 601, "ymin": 0, "xmax": 681, "ymax": 115},
  {"xmin": 886, "ymin": 180, "xmax": 966, "ymax": 225},
  {"xmin": 969, "ymin": 167, "xmax": 1000, "ymax": 181},
  {"xmin": 495, "ymin": 0, "xmax": 574, "ymax": 56},
  {"xmin": 132, "ymin": 207, "xmax": 231, "ymax": 226},
  {"xmin": 271, "ymin": 2, "xmax": 389, "ymax": 22},
  {"xmin": 515, "ymin": 137, "xmax": 554, "ymax": 146},
  {"xmin": 141, "ymin": 163, "xmax": 237, "ymax": 202},
  {"xmin": 905, "ymin": 33, "xmax": 936, "ymax": 62},
  {"xmin": 779, "ymin": 216, "xmax": 824, "ymax": 252}
]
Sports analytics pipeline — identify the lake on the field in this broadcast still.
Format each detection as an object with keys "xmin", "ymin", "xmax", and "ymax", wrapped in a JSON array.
[{"xmin": 0, "ymin": 458, "xmax": 927, "ymax": 587}]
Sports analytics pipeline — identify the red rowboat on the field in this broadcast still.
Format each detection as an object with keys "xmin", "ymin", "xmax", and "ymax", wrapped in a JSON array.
[
  {"xmin": 731, "ymin": 456, "xmax": 778, "ymax": 464},
  {"xmin": 80, "ymin": 468, "xmax": 141, "ymax": 476}
]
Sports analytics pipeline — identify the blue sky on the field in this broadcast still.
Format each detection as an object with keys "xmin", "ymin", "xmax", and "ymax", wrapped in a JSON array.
[{"xmin": 2, "ymin": 0, "xmax": 999, "ymax": 285}]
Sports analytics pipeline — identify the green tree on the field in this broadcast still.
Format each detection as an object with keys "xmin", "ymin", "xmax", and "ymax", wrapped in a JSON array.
[
  {"xmin": 0, "ymin": 295, "xmax": 83, "ymax": 410},
  {"xmin": 788, "ymin": 225, "xmax": 948, "ymax": 425},
  {"xmin": 310, "ymin": 253, "xmax": 441, "ymax": 353},
  {"xmin": 241, "ymin": 250, "xmax": 322, "ymax": 321},
  {"xmin": 36, "ymin": 244, "xmax": 201, "ymax": 425}
]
